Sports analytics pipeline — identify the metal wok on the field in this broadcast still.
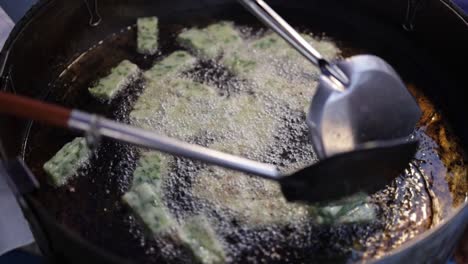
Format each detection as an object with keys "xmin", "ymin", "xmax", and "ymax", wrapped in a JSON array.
[{"xmin": 0, "ymin": 0, "xmax": 467, "ymax": 263}]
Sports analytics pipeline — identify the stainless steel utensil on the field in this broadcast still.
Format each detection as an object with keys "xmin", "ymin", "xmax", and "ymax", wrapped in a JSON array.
[
  {"xmin": 238, "ymin": 0, "xmax": 422, "ymax": 158},
  {"xmin": 0, "ymin": 91, "xmax": 417, "ymax": 203}
]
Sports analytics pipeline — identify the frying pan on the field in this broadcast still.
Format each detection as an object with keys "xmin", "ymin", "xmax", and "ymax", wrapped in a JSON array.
[{"xmin": 0, "ymin": 0, "xmax": 467, "ymax": 263}]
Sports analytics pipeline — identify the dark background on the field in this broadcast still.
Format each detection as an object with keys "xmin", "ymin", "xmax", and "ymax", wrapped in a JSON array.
[
  {"xmin": 0, "ymin": 0, "xmax": 37, "ymax": 22},
  {"xmin": 1, "ymin": 0, "xmax": 468, "ymax": 22}
]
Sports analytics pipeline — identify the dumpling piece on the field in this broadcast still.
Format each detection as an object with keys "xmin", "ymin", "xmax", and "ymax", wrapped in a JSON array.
[
  {"xmin": 122, "ymin": 152, "xmax": 176, "ymax": 234},
  {"xmin": 179, "ymin": 216, "xmax": 226, "ymax": 264},
  {"xmin": 43, "ymin": 137, "xmax": 91, "ymax": 187},
  {"xmin": 88, "ymin": 60, "xmax": 140, "ymax": 101},
  {"xmin": 310, "ymin": 193, "xmax": 378, "ymax": 225},
  {"xmin": 131, "ymin": 151, "xmax": 169, "ymax": 187},
  {"xmin": 143, "ymin": 51, "xmax": 196, "ymax": 80},
  {"xmin": 123, "ymin": 154, "xmax": 226, "ymax": 264},
  {"xmin": 137, "ymin": 16, "xmax": 159, "ymax": 55},
  {"xmin": 123, "ymin": 182, "xmax": 175, "ymax": 234},
  {"xmin": 177, "ymin": 21, "xmax": 242, "ymax": 59}
]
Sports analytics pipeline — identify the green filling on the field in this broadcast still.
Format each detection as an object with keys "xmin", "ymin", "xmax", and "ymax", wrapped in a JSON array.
[
  {"xmin": 43, "ymin": 137, "xmax": 91, "ymax": 187},
  {"xmin": 137, "ymin": 16, "xmax": 159, "ymax": 55},
  {"xmin": 89, "ymin": 60, "xmax": 140, "ymax": 101}
]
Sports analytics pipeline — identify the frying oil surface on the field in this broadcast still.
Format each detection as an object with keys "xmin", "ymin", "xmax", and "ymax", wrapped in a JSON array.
[{"xmin": 24, "ymin": 21, "xmax": 466, "ymax": 264}]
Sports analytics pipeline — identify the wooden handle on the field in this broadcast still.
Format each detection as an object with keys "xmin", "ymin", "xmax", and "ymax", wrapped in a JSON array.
[{"xmin": 0, "ymin": 91, "xmax": 71, "ymax": 128}]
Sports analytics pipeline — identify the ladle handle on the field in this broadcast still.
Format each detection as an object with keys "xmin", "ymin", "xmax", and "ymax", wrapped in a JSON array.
[
  {"xmin": 238, "ymin": 0, "xmax": 349, "ymax": 85},
  {"xmin": 0, "ymin": 91, "xmax": 70, "ymax": 127},
  {"xmin": 68, "ymin": 110, "xmax": 281, "ymax": 180},
  {"xmin": 0, "ymin": 91, "xmax": 281, "ymax": 180}
]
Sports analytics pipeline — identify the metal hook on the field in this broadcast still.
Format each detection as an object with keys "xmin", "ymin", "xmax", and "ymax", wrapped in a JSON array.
[{"xmin": 83, "ymin": 0, "xmax": 102, "ymax": 27}]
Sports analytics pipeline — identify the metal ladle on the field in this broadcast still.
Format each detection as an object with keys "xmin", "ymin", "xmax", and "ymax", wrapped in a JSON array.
[
  {"xmin": 0, "ymin": 91, "xmax": 417, "ymax": 203},
  {"xmin": 238, "ymin": 0, "xmax": 422, "ymax": 159}
]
